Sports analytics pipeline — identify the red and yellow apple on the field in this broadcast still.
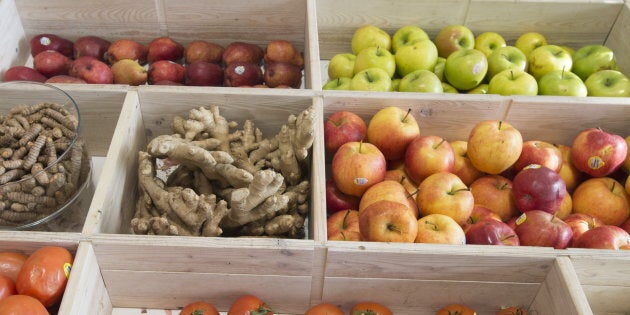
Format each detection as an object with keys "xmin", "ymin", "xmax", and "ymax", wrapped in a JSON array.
[
  {"xmin": 514, "ymin": 140, "xmax": 563, "ymax": 172},
  {"xmin": 415, "ymin": 213, "xmax": 466, "ymax": 245},
  {"xmin": 416, "ymin": 172, "xmax": 474, "ymax": 225},
  {"xmin": 359, "ymin": 180, "xmax": 418, "ymax": 218},
  {"xmin": 359, "ymin": 200, "xmax": 418, "ymax": 243},
  {"xmin": 572, "ymin": 177, "xmax": 630, "ymax": 226},
  {"xmin": 573, "ymin": 225, "xmax": 630, "ymax": 249},
  {"xmin": 465, "ymin": 218, "xmax": 519, "ymax": 246},
  {"xmin": 332, "ymin": 141, "xmax": 387, "ymax": 197},
  {"xmin": 469, "ymin": 175, "xmax": 518, "ymax": 221},
  {"xmin": 325, "ymin": 179, "xmax": 360, "ymax": 215},
  {"xmin": 327, "ymin": 210, "xmax": 361, "ymax": 241},
  {"xmin": 451, "ymin": 140, "xmax": 484, "ymax": 186},
  {"xmin": 467, "ymin": 120, "xmax": 523, "ymax": 175},
  {"xmin": 324, "ymin": 111, "xmax": 367, "ymax": 154},
  {"xmin": 556, "ymin": 144, "xmax": 583, "ymax": 192},
  {"xmin": 367, "ymin": 107, "xmax": 420, "ymax": 161},
  {"xmin": 404, "ymin": 135, "xmax": 455, "ymax": 184},
  {"xmin": 564, "ymin": 213, "xmax": 605, "ymax": 247},
  {"xmin": 514, "ymin": 210, "xmax": 573, "ymax": 249},
  {"xmin": 462, "ymin": 205, "xmax": 503, "ymax": 233},
  {"xmin": 571, "ymin": 128, "xmax": 628, "ymax": 178}
]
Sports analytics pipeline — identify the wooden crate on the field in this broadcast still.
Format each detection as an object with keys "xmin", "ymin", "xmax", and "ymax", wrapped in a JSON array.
[
  {"xmin": 0, "ymin": 0, "xmax": 318, "ymax": 89},
  {"xmin": 314, "ymin": 0, "xmax": 630, "ymax": 89}
]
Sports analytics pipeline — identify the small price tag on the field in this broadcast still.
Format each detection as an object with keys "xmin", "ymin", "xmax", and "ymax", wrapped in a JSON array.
[
  {"xmin": 63, "ymin": 262, "xmax": 72, "ymax": 278},
  {"xmin": 353, "ymin": 178, "xmax": 368, "ymax": 185},
  {"xmin": 588, "ymin": 156, "xmax": 604, "ymax": 170},
  {"xmin": 515, "ymin": 213, "xmax": 527, "ymax": 226}
]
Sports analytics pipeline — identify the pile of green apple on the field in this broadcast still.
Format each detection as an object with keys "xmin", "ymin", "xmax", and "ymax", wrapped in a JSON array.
[
  {"xmin": 323, "ymin": 24, "xmax": 630, "ymax": 97},
  {"xmin": 324, "ymin": 107, "xmax": 630, "ymax": 249}
]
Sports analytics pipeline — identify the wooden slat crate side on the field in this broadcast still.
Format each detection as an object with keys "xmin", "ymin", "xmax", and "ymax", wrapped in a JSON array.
[
  {"xmin": 310, "ymin": 97, "xmax": 327, "ymax": 245},
  {"xmin": 59, "ymin": 242, "xmax": 113, "ymax": 315},
  {"xmin": 569, "ymin": 255, "xmax": 630, "ymax": 288},
  {"xmin": 0, "ymin": 0, "xmax": 28, "ymax": 71},
  {"xmin": 606, "ymin": 2, "xmax": 630, "ymax": 74},
  {"xmin": 580, "ymin": 285, "xmax": 630, "ymax": 315},
  {"xmin": 530, "ymin": 257, "xmax": 592, "ymax": 315},
  {"xmin": 305, "ymin": 0, "xmax": 322, "ymax": 90},
  {"xmin": 100, "ymin": 269, "xmax": 312, "ymax": 314},
  {"xmin": 0, "ymin": 231, "xmax": 82, "ymax": 253}
]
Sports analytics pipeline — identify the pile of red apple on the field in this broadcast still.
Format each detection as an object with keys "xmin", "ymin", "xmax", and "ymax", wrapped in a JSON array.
[
  {"xmin": 2, "ymin": 34, "xmax": 304, "ymax": 88},
  {"xmin": 324, "ymin": 24, "xmax": 629, "ymax": 97},
  {"xmin": 325, "ymin": 107, "xmax": 630, "ymax": 250}
]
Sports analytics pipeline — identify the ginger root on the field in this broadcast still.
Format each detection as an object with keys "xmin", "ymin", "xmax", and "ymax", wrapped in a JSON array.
[{"xmin": 131, "ymin": 105, "xmax": 314, "ymax": 238}]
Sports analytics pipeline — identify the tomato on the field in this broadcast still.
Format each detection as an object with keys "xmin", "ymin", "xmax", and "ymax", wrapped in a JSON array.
[
  {"xmin": 0, "ymin": 276, "xmax": 16, "ymax": 302},
  {"xmin": 15, "ymin": 246, "xmax": 73, "ymax": 308},
  {"xmin": 305, "ymin": 303, "xmax": 344, "ymax": 315},
  {"xmin": 180, "ymin": 301, "xmax": 219, "ymax": 315},
  {"xmin": 228, "ymin": 295, "xmax": 273, "ymax": 315},
  {"xmin": 496, "ymin": 306, "xmax": 527, "ymax": 315},
  {"xmin": 350, "ymin": 302, "xmax": 393, "ymax": 315},
  {"xmin": 436, "ymin": 303, "xmax": 477, "ymax": 315},
  {"xmin": 0, "ymin": 252, "xmax": 28, "ymax": 282},
  {"xmin": 0, "ymin": 294, "xmax": 49, "ymax": 315}
]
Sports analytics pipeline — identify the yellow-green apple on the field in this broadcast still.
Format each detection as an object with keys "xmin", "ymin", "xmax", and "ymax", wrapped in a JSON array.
[
  {"xmin": 465, "ymin": 218, "xmax": 519, "ymax": 246},
  {"xmin": 622, "ymin": 136, "xmax": 630, "ymax": 173},
  {"xmin": 527, "ymin": 44, "xmax": 573, "ymax": 80},
  {"xmin": 390, "ymin": 78, "xmax": 401, "ymax": 92},
  {"xmin": 514, "ymin": 32, "xmax": 547, "ymax": 58},
  {"xmin": 434, "ymin": 25, "xmax": 475, "ymax": 58},
  {"xmin": 572, "ymin": 44, "xmax": 618, "ymax": 81},
  {"xmin": 570, "ymin": 128, "xmax": 628, "ymax": 177},
  {"xmin": 415, "ymin": 172, "xmax": 474, "ymax": 225},
  {"xmin": 404, "ymin": 135, "xmax": 455, "ymax": 183},
  {"xmin": 572, "ymin": 177, "xmax": 630, "ymax": 226},
  {"xmin": 398, "ymin": 69, "xmax": 443, "ymax": 93},
  {"xmin": 555, "ymin": 191, "xmax": 573, "ymax": 220},
  {"xmin": 512, "ymin": 165, "xmax": 566, "ymax": 214},
  {"xmin": 367, "ymin": 107, "xmax": 420, "ymax": 161},
  {"xmin": 384, "ymin": 168, "xmax": 418, "ymax": 196},
  {"xmin": 467, "ymin": 120, "xmax": 523, "ymax": 175},
  {"xmin": 331, "ymin": 141, "xmax": 387, "ymax": 197},
  {"xmin": 573, "ymin": 225, "xmax": 630, "ymax": 249},
  {"xmin": 451, "ymin": 140, "xmax": 484, "ymax": 186},
  {"xmin": 442, "ymin": 82, "xmax": 458, "ymax": 93},
  {"xmin": 353, "ymin": 46, "xmax": 396, "ymax": 78},
  {"xmin": 394, "ymin": 40, "xmax": 438, "ymax": 77},
  {"xmin": 327, "ymin": 209, "xmax": 361, "ymax": 241},
  {"xmin": 433, "ymin": 57, "xmax": 446, "ymax": 81},
  {"xmin": 324, "ymin": 110, "xmax": 367, "ymax": 154},
  {"xmin": 328, "ymin": 53, "xmax": 356, "ymax": 80},
  {"xmin": 556, "ymin": 144, "xmax": 583, "ymax": 192},
  {"xmin": 444, "ymin": 48, "xmax": 488, "ymax": 91},
  {"xmin": 486, "ymin": 46, "xmax": 528, "ymax": 81},
  {"xmin": 415, "ymin": 213, "xmax": 466, "ymax": 245},
  {"xmin": 351, "ymin": 25, "xmax": 391, "ymax": 55},
  {"xmin": 560, "ymin": 46, "xmax": 575, "ymax": 57},
  {"xmin": 538, "ymin": 69, "xmax": 587, "ymax": 96},
  {"xmin": 564, "ymin": 213, "xmax": 605, "ymax": 247},
  {"xmin": 488, "ymin": 69, "xmax": 538, "ymax": 96},
  {"xmin": 323, "ymin": 77, "xmax": 352, "ymax": 90},
  {"xmin": 474, "ymin": 31, "xmax": 507, "ymax": 57},
  {"xmin": 359, "ymin": 200, "xmax": 418, "ymax": 242},
  {"xmin": 467, "ymin": 83, "xmax": 489, "ymax": 94},
  {"xmin": 584, "ymin": 70, "xmax": 630, "ymax": 97},
  {"xmin": 358, "ymin": 180, "xmax": 419, "ymax": 218},
  {"xmin": 621, "ymin": 218, "xmax": 630, "ymax": 234},
  {"xmin": 461, "ymin": 205, "xmax": 502, "ymax": 233},
  {"xmin": 514, "ymin": 140, "xmax": 563, "ymax": 172},
  {"xmin": 325, "ymin": 179, "xmax": 360, "ymax": 215},
  {"xmin": 392, "ymin": 25, "xmax": 430, "ymax": 53},
  {"xmin": 350, "ymin": 68, "xmax": 392, "ymax": 92},
  {"xmin": 514, "ymin": 210, "xmax": 573, "ymax": 249},
  {"xmin": 470, "ymin": 175, "xmax": 518, "ymax": 221}
]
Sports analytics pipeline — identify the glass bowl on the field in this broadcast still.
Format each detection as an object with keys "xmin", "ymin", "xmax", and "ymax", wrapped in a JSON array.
[{"xmin": 0, "ymin": 81, "xmax": 93, "ymax": 232}]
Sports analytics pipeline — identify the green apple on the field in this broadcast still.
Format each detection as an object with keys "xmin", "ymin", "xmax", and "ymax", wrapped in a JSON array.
[
  {"xmin": 487, "ymin": 46, "xmax": 527, "ymax": 80},
  {"xmin": 488, "ymin": 69, "xmax": 538, "ymax": 96},
  {"xmin": 584, "ymin": 69, "xmax": 630, "ymax": 97},
  {"xmin": 354, "ymin": 46, "xmax": 396, "ymax": 78},
  {"xmin": 350, "ymin": 67, "xmax": 392, "ymax": 92},
  {"xmin": 538, "ymin": 69, "xmax": 587, "ymax": 96},
  {"xmin": 323, "ymin": 77, "xmax": 352, "ymax": 90},
  {"xmin": 474, "ymin": 31, "xmax": 506, "ymax": 57},
  {"xmin": 515, "ymin": 32, "xmax": 547, "ymax": 58},
  {"xmin": 444, "ymin": 49, "xmax": 488, "ymax": 90},
  {"xmin": 442, "ymin": 82, "xmax": 459, "ymax": 93},
  {"xmin": 528, "ymin": 44, "xmax": 573, "ymax": 80},
  {"xmin": 572, "ymin": 44, "xmax": 618, "ymax": 81},
  {"xmin": 398, "ymin": 69, "xmax": 443, "ymax": 93},
  {"xmin": 560, "ymin": 46, "xmax": 575, "ymax": 57},
  {"xmin": 351, "ymin": 25, "xmax": 391, "ymax": 54},
  {"xmin": 392, "ymin": 25, "xmax": 430, "ymax": 53},
  {"xmin": 395, "ymin": 39, "xmax": 438, "ymax": 77},
  {"xmin": 434, "ymin": 24, "xmax": 475, "ymax": 58},
  {"xmin": 328, "ymin": 53, "xmax": 356, "ymax": 80},
  {"xmin": 467, "ymin": 83, "xmax": 489, "ymax": 94},
  {"xmin": 391, "ymin": 78, "xmax": 401, "ymax": 91},
  {"xmin": 433, "ymin": 57, "xmax": 446, "ymax": 81}
]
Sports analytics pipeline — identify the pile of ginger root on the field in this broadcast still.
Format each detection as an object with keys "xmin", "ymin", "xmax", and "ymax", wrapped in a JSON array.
[{"xmin": 131, "ymin": 105, "xmax": 314, "ymax": 238}]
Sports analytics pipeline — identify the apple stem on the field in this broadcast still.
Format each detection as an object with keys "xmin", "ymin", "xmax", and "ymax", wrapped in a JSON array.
[
  {"xmin": 611, "ymin": 181, "xmax": 616, "ymax": 192},
  {"xmin": 561, "ymin": 66, "xmax": 566, "ymax": 79},
  {"xmin": 433, "ymin": 138, "xmax": 446, "ymax": 149},
  {"xmin": 365, "ymin": 71, "xmax": 373, "ymax": 83},
  {"xmin": 498, "ymin": 182, "xmax": 509, "ymax": 190},
  {"xmin": 448, "ymin": 187, "xmax": 469, "ymax": 195},
  {"xmin": 342, "ymin": 210, "xmax": 351, "ymax": 229},
  {"xmin": 409, "ymin": 188, "xmax": 420, "ymax": 198},
  {"xmin": 402, "ymin": 108, "xmax": 412, "ymax": 123},
  {"xmin": 498, "ymin": 121, "xmax": 503, "ymax": 130},
  {"xmin": 358, "ymin": 140, "xmax": 364, "ymax": 153},
  {"xmin": 509, "ymin": 70, "xmax": 514, "ymax": 81},
  {"xmin": 425, "ymin": 221, "xmax": 439, "ymax": 231},
  {"xmin": 387, "ymin": 223, "xmax": 402, "ymax": 233}
]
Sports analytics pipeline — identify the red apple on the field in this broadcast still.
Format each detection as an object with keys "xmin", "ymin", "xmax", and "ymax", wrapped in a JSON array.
[
  {"xmin": 622, "ymin": 218, "xmax": 630, "ymax": 234},
  {"xmin": 264, "ymin": 40, "xmax": 304, "ymax": 68},
  {"xmin": 514, "ymin": 210, "xmax": 573, "ymax": 249},
  {"xmin": 367, "ymin": 107, "xmax": 420, "ymax": 161},
  {"xmin": 185, "ymin": 61, "xmax": 224, "ymax": 86},
  {"xmin": 572, "ymin": 177, "xmax": 630, "ymax": 226},
  {"xmin": 2, "ymin": 66, "xmax": 47, "ymax": 83},
  {"xmin": 514, "ymin": 140, "xmax": 563, "ymax": 172},
  {"xmin": 359, "ymin": 200, "xmax": 418, "ymax": 243},
  {"xmin": 223, "ymin": 42, "xmax": 264, "ymax": 65},
  {"xmin": 184, "ymin": 40, "xmax": 224, "ymax": 64},
  {"xmin": 404, "ymin": 135, "xmax": 455, "ymax": 184},
  {"xmin": 465, "ymin": 218, "xmax": 520, "ymax": 246},
  {"xmin": 324, "ymin": 111, "xmax": 367, "ymax": 154},
  {"xmin": 451, "ymin": 140, "xmax": 484, "ymax": 186},
  {"xmin": 106, "ymin": 39, "xmax": 148, "ymax": 65},
  {"xmin": 415, "ymin": 172, "xmax": 474, "ymax": 225},
  {"xmin": 74, "ymin": 35, "xmax": 111, "ymax": 60},
  {"xmin": 415, "ymin": 213, "xmax": 466, "ymax": 245},
  {"xmin": 148, "ymin": 60, "xmax": 186, "ymax": 84},
  {"xmin": 325, "ymin": 179, "xmax": 360, "ymax": 215},
  {"xmin": 45, "ymin": 75, "xmax": 87, "ymax": 84},
  {"xmin": 512, "ymin": 165, "xmax": 566, "ymax": 214},
  {"xmin": 327, "ymin": 210, "xmax": 361, "ymax": 241},
  {"xmin": 264, "ymin": 62, "xmax": 302, "ymax": 88},
  {"xmin": 574, "ymin": 225, "xmax": 630, "ymax": 249},
  {"xmin": 359, "ymin": 180, "xmax": 418, "ymax": 219},
  {"xmin": 469, "ymin": 175, "xmax": 518, "ymax": 221},
  {"xmin": 332, "ymin": 141, "xmax": 386, "ymax": 197},
  {"xmin": 461, "ymin": 205, "xmax": 502, "ymax": 233},
  {"xmin": 564, "ymin": 213, "xmax": 605, "ymax": 247},
  {"xmin": 224, "ymin": 62, "xmax": 263, "ymax": 87},
  {"xmin": 69, "ymin": 56, "xmax": 114, "ymax": 84},
  {"xmin": 147, "ymin": 36, "xmax": 184, "ymax": 63},
  {"xmin": 30, "ymin": 33, "xmax": 74, "ymax": 58},
  {"xmin": 33, "ymin": 50, "xmax": 71, "ymax": 78},
  {"xmin": 571, "ymin": 128, "xmax": 628, "ymax": 178}
]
